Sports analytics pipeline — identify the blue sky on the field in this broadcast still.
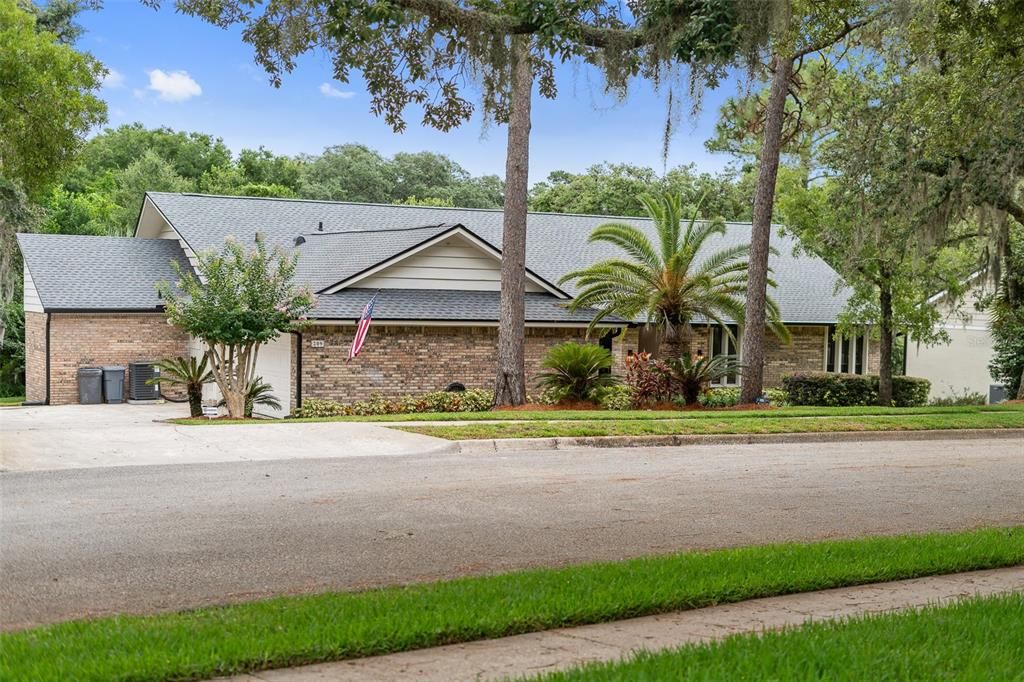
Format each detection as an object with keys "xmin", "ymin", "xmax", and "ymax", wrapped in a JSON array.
[{"xmin": 81, "ymin": 1, "xmax": 756, "ymax": 181}]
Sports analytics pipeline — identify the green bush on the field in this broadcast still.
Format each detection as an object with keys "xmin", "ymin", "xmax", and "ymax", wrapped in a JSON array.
[
  {"xmin": 891, "ymin": 376, "xmax": 931, "ymax": 407},
  {"xmin": 591, "ymin": 384, "xmax": 634, "ymax": 410},
  {"xmin": 534, "ymin": 342, "xmax": 619, "ymax": 401},
  {"xmin": 929, "ymin": 388, "xmax": 987, "ymax": 407},
  {"xmin": 783, "ymin": 373, "xmax": 930, "ymax": 407},
  {"xmin": 698, "ymin": 387, "xmax": 790, "ymax": 408},
  {"xmin": 291, "ymin": 389, "xmax": 494, "ymax": 418},
  {"xmin": 698, "ymin": 387, "xmax": 741, "ymax": 407}
]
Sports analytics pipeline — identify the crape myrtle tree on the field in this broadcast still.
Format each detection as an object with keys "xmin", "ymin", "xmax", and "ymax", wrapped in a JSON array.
[
  {"xmin": 159, "ymin": 237, "xmax": 315, "ymax": 418},
  {"xmin": 159, "ymin": 0, "xmax": 777, "ymax": 405}
]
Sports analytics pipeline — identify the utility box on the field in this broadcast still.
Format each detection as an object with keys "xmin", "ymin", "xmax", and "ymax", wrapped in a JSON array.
[
  {"xmin": 77, "ymin": 367, "xmax": 103, "ymax": 404},
  {"xmin": 102, "ymin": 365, "xmax": 126, "ymax": 404}
]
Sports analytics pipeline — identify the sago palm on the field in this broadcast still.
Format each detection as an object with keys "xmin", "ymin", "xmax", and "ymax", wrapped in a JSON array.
[
  {"xmin": 534, "ymin": 342, "xmax": 619, "ymax": 401},
  {"xmin": 149, "ymin": 355, "xmax": 213, "ymax": 418},
  {"xmin": 666, "ymin": 354, "xmax": 744, "ymax": 405},
  {"xmin": 560, "ymin": 192, "xmax": 789, "ymax": 358}
]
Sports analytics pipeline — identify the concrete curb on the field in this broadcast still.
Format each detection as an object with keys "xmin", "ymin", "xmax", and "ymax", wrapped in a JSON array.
[{"xmin": 455, "ymin": 428, "xmax": 1024, "ymax": 454}]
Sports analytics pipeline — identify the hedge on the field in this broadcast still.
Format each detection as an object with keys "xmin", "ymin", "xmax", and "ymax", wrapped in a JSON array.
[
  {"xmin": 291, "ymin": 389, "xmax": 494, "ymax": 418},
  {"xmin": 783, "ymin": 373, "xmax": 930, "ymax": 407}
]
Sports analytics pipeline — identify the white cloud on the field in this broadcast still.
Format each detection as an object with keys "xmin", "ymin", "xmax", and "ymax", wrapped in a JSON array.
[
  {"xmin": 101, "ymin": 68, "xmax": 125, "ymax": 89},
  {"xmin": 146, "ymin": 69, "xmax": 202, "ymax": 102},
  {"xmin": 319, "ymin": 82, "xmax": 354, "ymax": 99}
]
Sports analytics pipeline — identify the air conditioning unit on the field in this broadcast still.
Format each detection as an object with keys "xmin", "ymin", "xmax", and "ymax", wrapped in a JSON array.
[{"xmin": 129, "ymin": 362, "xmax": 161, "ymax": 401}]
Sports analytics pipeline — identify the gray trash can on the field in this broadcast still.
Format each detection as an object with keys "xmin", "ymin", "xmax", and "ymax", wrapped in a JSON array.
[
  {"xmin": 78, "ymin": 367, "xmax": 103, "ymax": 404},
  {"xmin": 102, "ymin": 365, "xmax": 126, "ymax": 404}
]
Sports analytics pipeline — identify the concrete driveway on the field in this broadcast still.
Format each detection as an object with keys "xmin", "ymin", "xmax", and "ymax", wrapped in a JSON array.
[
  {"xmin": 0, "ymin": 403, "xmax": 451, "ymax": 472},
  {"xmin": 2, "ymin": 436, "xmax": 1021, "ymax": 629}
]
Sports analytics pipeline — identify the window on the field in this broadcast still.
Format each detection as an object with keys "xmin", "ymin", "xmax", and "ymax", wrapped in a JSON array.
[
  {"xmin": 710, "ymin": 324, "xmax": 740, "ymax": 386},
  {"xmin": 826, "ymin": 326, "xmax": 868, "ymax": 375}
]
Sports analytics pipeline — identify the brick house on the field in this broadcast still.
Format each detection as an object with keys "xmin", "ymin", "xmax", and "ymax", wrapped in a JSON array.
[{"xmin": 17, "ymin": 192, "xmax": 878, "ymax": 415}]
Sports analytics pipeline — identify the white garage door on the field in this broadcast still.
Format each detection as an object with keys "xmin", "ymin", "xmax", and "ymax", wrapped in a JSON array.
[{"xmin": 252, "ymin": 335, "xmax": 292, "ymax": 418}]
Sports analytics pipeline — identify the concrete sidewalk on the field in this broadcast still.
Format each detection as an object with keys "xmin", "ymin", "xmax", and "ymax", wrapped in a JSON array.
[{"xmin": 226, "ymin": 566, "xmax": 1024, "ymax": 682}]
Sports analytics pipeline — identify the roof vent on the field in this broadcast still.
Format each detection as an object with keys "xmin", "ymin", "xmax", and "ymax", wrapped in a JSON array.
[
  {"xmin": 317, "ymin": 221, "xmax": 324, "ymax": 231},
  {"xmin": 294, "ymin": 235, "xmax": 306, "ymax": 246}
]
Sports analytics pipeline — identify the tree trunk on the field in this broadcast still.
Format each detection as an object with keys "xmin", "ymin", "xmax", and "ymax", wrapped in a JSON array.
[
  {"xmin": 494, "ymin": 35, "xmax": 532, "ymax": 406},
  {"xmin": 1016, "ymin": 365, "xmax": 1024, "ymax": 401},
  {"xmin": 660, "ymin": 322, "xmax": 692, "ymax": 361},
  {"xmin": 878, "ymin": 278, "xmax": 894, "ymax": 406},
  {"xmin": 187, "ymin": 385, "xmax": 203, "ymax": 418},
  {"xmin": 740, "ymin": 53, "xmax": 793, "ymax": 404}
]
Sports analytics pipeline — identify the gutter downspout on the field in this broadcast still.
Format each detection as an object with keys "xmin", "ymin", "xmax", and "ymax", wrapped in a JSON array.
[
  {"xmin": 45, "ymin": 312, "xmax": 50, "ymax": 405},
  {"xmin": 290, "ymin": 330, "xmax": 302, "ymax": 411}
]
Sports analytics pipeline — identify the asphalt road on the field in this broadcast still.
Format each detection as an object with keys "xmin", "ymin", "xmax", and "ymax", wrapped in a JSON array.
[{"xmin": 2, "ymin": 437, "xmax": 1022, "ymax": 629}]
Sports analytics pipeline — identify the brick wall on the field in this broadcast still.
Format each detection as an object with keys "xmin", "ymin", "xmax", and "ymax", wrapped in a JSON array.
[
  {"xmin": 300, "ymin": 324, "xmax": 601, "ymax": 402},
  {"xmin": 24, "ymin": 311, "xmax": 46, "ymax": 403},
  {"xmin": 763, "ymin": 325, "xmax": 828, "ymax": 387},
  {"xmin": 46, "ymin": 313, "xmax": 189, "ymax": 405}
]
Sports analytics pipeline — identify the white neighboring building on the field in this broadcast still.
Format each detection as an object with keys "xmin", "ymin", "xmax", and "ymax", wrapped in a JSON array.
[{"xmin": 906, "ymin": 276, "xmax": 999, "ymax": 402}]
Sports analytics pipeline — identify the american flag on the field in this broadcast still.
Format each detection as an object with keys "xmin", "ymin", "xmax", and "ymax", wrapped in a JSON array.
[{"xmin": 347, "ymin": 293, "xmax": 378, "ymax": 361}]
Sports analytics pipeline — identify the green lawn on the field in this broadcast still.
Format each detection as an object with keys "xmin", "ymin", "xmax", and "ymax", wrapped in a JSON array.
[
  {"xmin": 0, "ymin": 395, "xmax": 24, "ymax": 406},
  {"xmin": 530, "ymin": 593, "xmax": 1024, "ymax": 681},
  {"xmin": 170, "ymin": 403, "xmax": 1023, "ymax": 425},
  {"xmin": 1, "ymin": 528, "xmax": 1022, "ymax": 682},
  {"xmin": 397, "ymin": 409, "xmax": 1024, "ymax": 440}
]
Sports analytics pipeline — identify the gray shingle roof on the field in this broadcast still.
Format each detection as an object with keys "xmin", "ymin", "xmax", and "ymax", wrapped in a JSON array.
[
  {"xmin": 17, "ymin": 234, "xmax": 188, "ymax": 311},
  {"xmin": 145, "ymin": 192, "xmax": 853, "ymax": 323},
  {"xmin": 313, "ymin": 289, "xmax": 622, "ymax": 324},
  {"xmin": 294, "ymin": 223, "xmax": 451, "ymax": 292}
]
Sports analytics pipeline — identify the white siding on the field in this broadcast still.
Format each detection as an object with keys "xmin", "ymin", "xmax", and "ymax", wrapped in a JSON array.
[
  {"xmin": 137, "ymin": 197, "xmax": 201, "ymax": 272},
  {"xmin": 23, "ymin": 263, "xmax": 44, "ymax": 312},
  {"xmin": 360, "ymin": 236, "xmax": 546, "ymax": 292},
  {"xmin": 906, "ymin": 280, "xmax": 997, "ymax": 401}
]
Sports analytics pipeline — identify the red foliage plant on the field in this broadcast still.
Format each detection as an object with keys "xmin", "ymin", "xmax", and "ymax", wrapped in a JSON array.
[{"xmin": 624, "ymin": 352, "xmax": 674, "ymax": 406}]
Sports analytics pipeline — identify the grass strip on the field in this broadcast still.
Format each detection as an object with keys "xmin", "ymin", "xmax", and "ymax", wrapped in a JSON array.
[
  {"xmin": 171, "ymin": 403, "xmax": 1023, "ymax": 425},
  {"xmin": 2, "ymin": 527, "xmax": 1022, "ymax": 681},
  {"xmin": 396, "ymin": 410, "xmax": 1024, "ymax": 440},
  {"xmin": 0, "ymin": 395, "xmax": 25, "ymax": 406},
  {"xmin": 529, "ymin": 593, "xmax": 1024, "ymax": 681}
]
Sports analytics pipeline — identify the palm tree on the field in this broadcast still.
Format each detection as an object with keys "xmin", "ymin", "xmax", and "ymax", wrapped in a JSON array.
[
  {"xmin": 560, "ymin": 192, "xmax": 790, "ymax": 360},
  {"xmin": 149, "ymin": 355, "xmax": 213, "ymax": 418},
  {"xmin": 666, "ymin": 354, "xmax": 744, "ymax": 405},
  {"xmin": 534, "ymin": 342, "xmax": 620, "ymax": 401},
  {"xmin": 245, "ymin": 377, "xmax": 282, "ymax": 418}
]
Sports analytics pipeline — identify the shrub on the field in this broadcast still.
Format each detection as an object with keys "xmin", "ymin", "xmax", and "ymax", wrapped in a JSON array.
[
  {"xmin": 891, "ymin": 376, "xmax": 931, "ymax": 407},
  {"xmin": 291, "ymin": 389, "xmax": 494, "ymax": 418},
  {"xmin": 665, "ymin": 354, "xmax": 744, "ymax": 405},
  {"xmin": 534, "ymin": 343, "xmax": 619, "ymax": 401},
  {"xmin": 783, "ymin": 373, "xmax": 930, "ymax": 407},
  {"xmin": 697, "ymin": 387, "xmax": 790, "ymax": 408},
  {"xmin": 591, "ymin": 384, "xmax": 634, "ymax": 410},
  {"xmin": 698, "ymin": 387, "xmax": 740, "ymax": 408},
  {"xmin": 624, "ymin": 352, "xmax": 673, "ymax": 406},
  {"xmin": 929, "ymin": 388, "xmax": 987, "ymax": 406}
]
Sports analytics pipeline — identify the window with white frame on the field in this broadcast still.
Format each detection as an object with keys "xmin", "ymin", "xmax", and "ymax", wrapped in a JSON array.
[
  {"xmin": 825, "ymin": 326, "xmax": 866, "ymax": 374},
  {"xmin": 709, "ymin": 324, "xmax": 740, "ymax": 386}
]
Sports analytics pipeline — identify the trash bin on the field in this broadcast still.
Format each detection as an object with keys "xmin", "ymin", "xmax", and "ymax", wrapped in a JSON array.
[
  {"xmin": 102, "ymin": 365, "xmax": 126, "ymax": 404},
  {"xmin": 77, "ymin": 367, "xmax": 103, "ymax": 404}
]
